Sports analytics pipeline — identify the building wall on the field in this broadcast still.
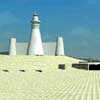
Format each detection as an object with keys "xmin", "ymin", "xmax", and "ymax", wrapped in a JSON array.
[
  {"xmin": 16, "ymin": 42, "xmax": 57, "ymax": 55},
  {"xmin": 16, "ymin": 43, "xmax": 28, "ymax": 55}
]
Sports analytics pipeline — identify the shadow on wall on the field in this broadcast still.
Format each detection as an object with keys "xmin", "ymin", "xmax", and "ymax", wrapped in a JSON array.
[{"xmin": 0, "ymin": 51, "xmax": 9, "ymax": 55}]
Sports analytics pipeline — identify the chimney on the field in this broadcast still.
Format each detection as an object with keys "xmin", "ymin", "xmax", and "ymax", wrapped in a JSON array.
[
  {"xmin": 56, "ymin": 37, "xmax": 64, "ymax": 56},
  {"xmin": 9, "ymin": 38, "xmax": 16, "ymax": 56}
]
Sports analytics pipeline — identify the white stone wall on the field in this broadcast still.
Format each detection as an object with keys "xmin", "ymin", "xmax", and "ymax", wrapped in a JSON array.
[
  {"xmin": 56, "ymin": 37, "xmax": 64, "ymax": 56},
  {"xmin": 9, "ymin": 38, "xmax": 16, "ymax": 56}
]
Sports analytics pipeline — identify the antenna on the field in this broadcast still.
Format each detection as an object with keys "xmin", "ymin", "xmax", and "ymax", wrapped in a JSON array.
[{"xmin": 32, "ymin": 9, "xmax": 40, "ymax": 16}]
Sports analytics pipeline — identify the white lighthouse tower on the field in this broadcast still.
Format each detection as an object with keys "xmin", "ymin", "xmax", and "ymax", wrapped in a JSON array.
[{"xmin": 28, "ymin": 12, "xmax": 44, "ymax": 55}]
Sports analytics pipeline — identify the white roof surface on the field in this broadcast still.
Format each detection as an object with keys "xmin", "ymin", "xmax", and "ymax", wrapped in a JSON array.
[{"xmin": 0, "ymin": 56, "xmax": 100, "ymax": 99}]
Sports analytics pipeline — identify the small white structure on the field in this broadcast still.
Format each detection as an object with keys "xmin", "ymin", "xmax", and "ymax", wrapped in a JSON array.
[
  {"xmin": 28, "ymin": 13, "xmax": 44, "ymax": 55},
  {"xmin": 56, "ymin": 37, "xmax": 64, "ymax": 56},
  {"xmin": 9, "ymin": 38, "xmax": 16, "ymax": 56}
]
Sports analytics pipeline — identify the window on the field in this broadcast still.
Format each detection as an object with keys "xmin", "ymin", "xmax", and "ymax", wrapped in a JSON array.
[
  {"xmin": 19, "ymin": 70, "xmax": 25, "ymax": 72},
  {"xmin": 35, "ymin": 70, "xmax": 42, "ymax": 72},
  {"xmin": 3, "ymin": 70, "xmax": 9, "ymax": 72},
  {"xmin": 58, "ymin": 64, "xmax": 65, "ymax": 70}
]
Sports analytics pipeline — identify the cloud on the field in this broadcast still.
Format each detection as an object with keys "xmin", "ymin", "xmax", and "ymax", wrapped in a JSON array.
[
  {"xmin": 70, "ymin": 26, "xmax": 92, "ymax": 38},
  {"xmin": 0, "ymin": 11, "xmax": 19, "ymax": 28},
  {"xmin": 87, "ymin": 0, "xmax": 99, "ymax": 5},
  {"xmin": 68, "ymin": 26, "xmax": 95, "ymax": 48}
]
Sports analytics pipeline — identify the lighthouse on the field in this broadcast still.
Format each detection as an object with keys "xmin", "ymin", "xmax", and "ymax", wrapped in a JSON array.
[{"xmin": 28, "ymin": 12, "xmax": 44, "ymax": 55}]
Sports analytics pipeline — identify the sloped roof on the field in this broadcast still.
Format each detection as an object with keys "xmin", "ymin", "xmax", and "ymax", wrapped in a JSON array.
[{"xmin": 0, "ymin": 56, "xmax": 98, "ymax": 99}]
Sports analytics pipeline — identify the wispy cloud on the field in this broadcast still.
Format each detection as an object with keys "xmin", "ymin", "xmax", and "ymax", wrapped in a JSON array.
[
  {"xmin": 68, "ymin": 26, "xmax": 94, "ymax": 47},
  {"xmin": 70, "ymin": 26, "xmax": 92, "ymax": 37},
  {"xmin": 87, "ymin": 0, "xmax": 99, "ymax": 5}
]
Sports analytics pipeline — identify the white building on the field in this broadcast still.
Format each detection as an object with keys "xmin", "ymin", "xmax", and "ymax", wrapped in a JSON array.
[{"xmin": 9, "ymin": 12, "xmax": 65, "ymax": 56}]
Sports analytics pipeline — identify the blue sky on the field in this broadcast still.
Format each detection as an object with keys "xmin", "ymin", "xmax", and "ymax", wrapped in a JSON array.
[{"xmin": 0, "ymin": 0, "xmax": 100, "ymax": 59}]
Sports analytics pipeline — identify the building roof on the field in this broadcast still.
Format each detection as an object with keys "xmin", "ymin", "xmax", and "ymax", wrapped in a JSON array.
[{"xmin": 0, "ymin": 56, "xmax": 100, "ymax": 99}]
